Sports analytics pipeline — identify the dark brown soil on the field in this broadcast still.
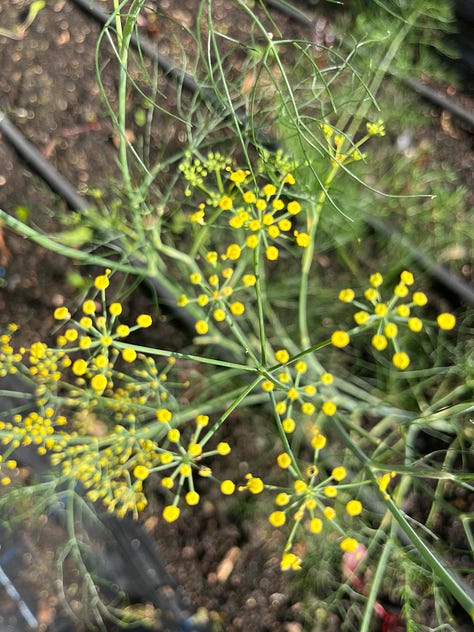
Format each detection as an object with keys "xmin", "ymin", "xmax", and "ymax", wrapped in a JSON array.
[{"xmin": 0, "ymin": 1, "xmax": 472, "ymax": 631}]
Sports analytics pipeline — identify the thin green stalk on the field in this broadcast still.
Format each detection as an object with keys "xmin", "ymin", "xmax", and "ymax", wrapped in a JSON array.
[
  {"xmin": 199, "ymin": 374, "xmax": 263, "ymax": 447},
  {"xmin": 360, "ymin": 539, "xmax": 393, "ymax": 632},
  {"xmin": 112, "ymin": 0, "xmax": 146, "ymax": 199},
  {"xmin": 113, "ymin": 340, "xmax": 255, "ymax": 373},
  {"xmin": 0, "ymin": 210, "xmax": 140, "ymax": 274},
  {"xmin": 298, "ymin": 164, "xmax": 339, "ymax": 349}
]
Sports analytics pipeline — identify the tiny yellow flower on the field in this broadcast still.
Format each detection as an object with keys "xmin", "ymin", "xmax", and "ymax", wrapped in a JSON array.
[
  {"xmin": 196, "ymin": 414, "xmax": 209, "ymax": 427},
  {"xmin": 400, "ymin": 270, "xmax": 414, "ymax": 285},
  {"xmin": 54, "ymin": 306, "xmax": 71, "ymax": 320},
  {"xmin": 185, "ymin": 491, "xmax": 200, "ymax": 506},
  {"xmin": 295, "ymin": 360, "xmax": 307, "ymax": 374},
  {"xmin": 371, "ymin": 334, "xmax": 388, "ymax": 351},
  {"xmin": 190, "ymin": 272, "xmax": 202, "ymax": 284},
  {"xmin": 156, "ymin": 408, "xmax": 173, "ymax": 423},
  {"xmin": 188, "ymin": 443, "xmax": 202, "ymax": 457},
  {"xmin": 136, "ymin": 314, "xmax": 152, "ymax": 328},
  {"xmin": 321, "ymin": 372, "xmax": 333, "ymax": 384},
  {"xmin": 72, "ymin": 359, "xmax": 88, "ymax": 376},
  {"xmin": 393, "ymin": 283, "xmax": 409, "ymax": 298},
  {"xmin": 437, "ymin": 313, "xmax": 456, "ymax": 330},
  {"xmin": 246, "ymin": 234, "xmax": 259, "ymax": 249},
  {"xmin": 384, "ymin": 323, "xmax": 398, "ymax": 339},
  {"xmin": 163, "ymin": 505, "xmax": 180, "ymax": 523},
  {"xmin": 195, "ymin": 320, "xmax": 208, "ymax": 335},
  {"xmin": 277, "ymin": 453, "xmax": 292, "ymax": 469},
  {"xmin": 323, "ymin": 506, "xmax": 336, "ymax": 520},
  {"xmin": 206, "ymin": 250, "xmax": 218, "ymax": 264},
  {"xmin": 284, "ymin": 173, "xmax": 295, "ymax": 185},
  {"xmin": 311, "ymin": 433, "xmax": 326, "ymax": 450},
  {"xmin": 369, "ymin": 272, "xmax": 383, "ymax": 287},
  {"xmin": 243, "ymin": 190, "xmax": 256, "ymax": 204},
  {"xmin": 309, "ymin": 517, "xmax": 323, "ymax": 534},
  {"xmin": 197, "ymin": 294, "xmax": 209, "ymax": 307},
  {"xmin": 263, "ymin": 183, "xmax": 277, "ymax": 196},
  {"xmin": 266, "ymin": 246, "xmax": 279, "ymax": 261},
  {"xmin": 161, "ymin": 477, "xmax": 174, "ymax": 489},
  {"xmin": 213, "ymin": 308, "xmax": 226, "ymax": 322},
  {"xmin": 278, "ymin": 218, "xmax": 291, "ymax": 231},
  {"xmin": 217, "ymin": 442, "xmax": 231, "ymax": 455},
  {"xmin": 338, "ymin": 288, "xmax": 355, "ymax": 303},
  {"xmin": 412, "ymin": 291, "xmax": 428, "ymax": 306},
  {"xmin": 226, "ymin": 243, "xmax": 241, "ymax": 260},
  {"xmin": 408, "ymin": 317, "xmax": 423, "ymax": 332},
  {"xmin": 133, "ymin": 465, "xmax": 149, "ymax": 480},
  {"xmin": 242, "ymin": 274, "xmax": 256, "ymax": 286},
  {"xmin": 397, "ymin": 304, "xmax": 410, "ymax": 317},
  {"xmin": 230, "ymin": 169, "xmax": 247, "ymax": 183},
  {"xmin": 295, "ymin": 231, "xmax": 310, "ymax": 248},
  {"xmin": 122, "ymin": 348, "xmax": 137, "ymax": 363},
  {"xmin": 261, "ymin": 380, "xmax": 274, "ymax": 392},
  {"xmin": 301, "ymin": 402, "xmax": 315, "ymax": 415},
  {"xmin": 340, "ymin": 537, "xmax": 359, "ymax": 552},
  {"xmin": 364, "ymin": 287, "xmax": 378, "ymax": 302},
  {"xmin": 331, "ymin": 466, "xmax": 347, "ymax": 481},
  {"xmin": 354, "ymin": 311, "xmax": 370, "ymax": 325},
  {"xmin": 346, "ymin": 499, "xmax": 362, "ymax": 516},
  {"xmin": 280, "ymin": 552, "xmax": 301, "ymax": 571},
  {"xmin": 244, "ymin": 474, "xmax": 264, "ymax": 494},
  {"xmin": 324, "ymin": 485, "xmax": 338, "ymax": 498},
  {"xmin": 82, "ymin": 300, "xmax": 96, "ymax": 315},
  {"xmin": 392, "ymin": 351, "xmax": 410, "ymax": 370},
  {"xmin": 331, "ymin": 330, "xmax": 350, "ymax": 348},
  {"xmin": 219, "ymin": 196, "xmax": 233, "ymax": 210},
  {"xmin": 220, "ymin": 480, "xmax": 235, "ymax": 495},
  {"xmin": 113, "ymin": 324, "xmax": 128, "ymax": 339},
  {"xmin": 269, "ymin": 511, "xmax": 286, "ymax": 527},
  {"xmin": 294, "ymin": 480, "xmax": 307, "ymax": 493},
  {"xmin": 275, "ymin": 492, "xmax": 290, "ymax": 506},
  {"xmin": 230, "ymin": 301, "xmax": 245, "ymax": 315},
  {"xmin": 282, "ymin": 417, "xmax": 295, "ymax": 433},
  {"xmin": 91, "ymin": 374, "xmax": 107, "ymax": 392},
  {"xmin": 94, "ymin": 274, "xmax": 110, "ymax": 291},
  {"xmin": 275, "ymin": 349, "xmax": 290, "ymax": 364},
  {"xmin": 287, "ymin": 200, "xmax": 301, "ymax": 215},
  {"xmin": 322, "ymin": 401, "xmax": 337, "ymax": 416},
  {"xmin": 109, "ymin": 302, "xmax": 122, "ymax": 316},
  {"xmin": 374, "ymin": 303, "xmax": 387, "ymax": 317}
]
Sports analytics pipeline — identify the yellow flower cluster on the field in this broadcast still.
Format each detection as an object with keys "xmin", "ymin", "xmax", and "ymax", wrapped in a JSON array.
[
  {"xmin": 332, "ymin": 270, "xmax": 456, "ymax": 370},
  {"xmin": 321, "ymin": 118, "xmax": 386, "ymax": 168},
  {"xmin": 177, "ymin": 260, "xmax": 254, "ymax": 335},
  {"xmin": 253, "ymin": 348, "xmax": 362, "ymax": 567},
  {"xmin": 181, "ymin": 152, "xmax": 310, "ymax": 264}
]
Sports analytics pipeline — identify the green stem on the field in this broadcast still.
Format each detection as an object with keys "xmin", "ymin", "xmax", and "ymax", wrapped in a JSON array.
[
  {"xmin": 298, "ymin": 164, "xmax": 339, "ymax": 349},
  {"xmin": 0, "ymin": 210, "xmax": 140, "ymax": 274},
  {"xmin": 360, "ymin": 538, "xmax": 393, "ymax": 632}
]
